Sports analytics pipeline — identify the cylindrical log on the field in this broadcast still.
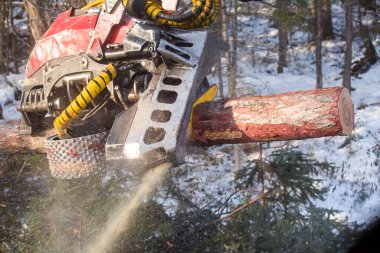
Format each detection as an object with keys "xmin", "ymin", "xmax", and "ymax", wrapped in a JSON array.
[
  {"xmin": 0, "ymin": 120, "xmax": 52, "ymax": 154},
  {"xmin": 0, "ymin": 87, "xmax": 354, "ymax": 154},
  {"xmin": 192, "ymin": 87, "xmax": 354, "ymax": 145}
]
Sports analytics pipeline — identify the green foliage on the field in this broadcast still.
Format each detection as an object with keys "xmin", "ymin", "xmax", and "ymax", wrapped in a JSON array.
[
  {"xmin": 228, "ymin": 147, "xmax": 357, "ymax": 253},
  {"xmin": 112, "ymin": 203, "xmax": 220, "ymax": 252},
  {"xmin": 268, "ymin": 149, "xmax": 331, "ymax": 207},
  {"xmin": 236, "ymin": 148, "xmax": 333, "ymax": 210},
  {"xmin": 0, "ymin": 148, "xmax": 359, "ymax": 253},
  {"xmin": 218, "ymin": 202, "xmax": 356, "ymax": 253},
  {"xmin": 271, "ymin": 0, "xmax": 311, "ymax": 32}
]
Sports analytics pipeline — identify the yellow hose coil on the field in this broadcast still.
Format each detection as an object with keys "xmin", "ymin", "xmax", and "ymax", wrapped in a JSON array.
[
  {"xmin": 82, "ymin": 0, "xmax": 219, "ymax": 29},
  {"xmin": 54, "ymin": 64, "xmax": 117, "ymax": 138},
  {"xmin": 81, "ymin": 0, "xmax": 105, "ymax": 10},
  {"xmin": 145, "ymin": 0, "xmax": 219, "ymax": 29}
]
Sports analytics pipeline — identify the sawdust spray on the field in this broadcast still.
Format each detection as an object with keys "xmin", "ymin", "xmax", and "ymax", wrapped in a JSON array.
[{"xmin": 85, "ymin": 162, "xmax": 170, "ymax": 253}]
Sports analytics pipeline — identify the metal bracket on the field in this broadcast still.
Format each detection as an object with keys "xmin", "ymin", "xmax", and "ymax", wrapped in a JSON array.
[{"xmin": 106, "ymin": 29, "xmax": 226, "ymax": 169}]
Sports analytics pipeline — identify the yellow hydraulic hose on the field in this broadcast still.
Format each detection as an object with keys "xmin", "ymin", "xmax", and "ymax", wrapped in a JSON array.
[
  {"xmin": 54, "ymin": 64, "xmax": 117, "ymax": 138},
  {"xmin": 82, "ymin": 0, "xmax": 219, "ymax": 29},
  {"xmin": 145, "ymin": 0, "xmax": 219, "ymax": 29},
  {"xmin": 81, "ymin": 0, "xmax": 105, "ymax": 10}
]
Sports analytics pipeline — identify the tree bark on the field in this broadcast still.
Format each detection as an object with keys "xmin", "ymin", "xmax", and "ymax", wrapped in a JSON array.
[
  {"xmin": 0, "ymin": 88, "xmax": 354, "ymax": 154},
  {"xmin": 342, "ymin": 0, "xmax": 353, "ymax": 91},
  {"xmin": 5, "ymin": 1, "xmax": 10, "ymax": 75},
  {"xmin": 23, "ymin": 0, "xmax": 52, "ymax": 41},
  {"xmin": 216, "ymin": 6, "xmax": 224, "ymax": 98},
  {"xmin": 321, "ymin": 0, "xmax": 334, "ymax": 40},
  {"xmin": 312, "ymin": 0, "xmax": 334, "ymax": 40},
  {"xmin": 316, "ymin": 0, "xmax": 323, "ymax": 89},
  {"xmin": 0, "ymin": 121, "xmax": 54, "ymax": 154},
  {"xmin": 192, "ymin": 87, "xmax": 354, "ymax": 145},
  {"xmin": 222, "ymin": 1, "xmax": 231, "ymax": 98},
  {"xmin": 9, "ymin": 0, "xmax": 19, "ymax": 74},
  {"xmin": 0, "ymin": 0, "xmax": 5, "ymax": 73},
  {"xmin": 277, "ymin": 0, "xmax": 288, "ymax": 73},
  {"xmin": 229, "ymin": 0, "xmax": 238, "ymax": 98},
  {"xmin": 231, "ymin": 0, "xmax": 240, "ymax": 170}
]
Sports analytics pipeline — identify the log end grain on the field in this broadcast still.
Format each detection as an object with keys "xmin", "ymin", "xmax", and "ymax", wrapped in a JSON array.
[{"xmin": 338, "ymin": 88, "xmax": 354, "ymax": 135}]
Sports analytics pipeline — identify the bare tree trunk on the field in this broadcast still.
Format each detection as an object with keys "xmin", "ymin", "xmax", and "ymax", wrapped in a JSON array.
[
  {"xmin": 222, "ymin": 1, "xmax": 231, "ymax": 98},
  {"xmin": 343, "ymin": 0, "xmax": 353, "ymax": 91},
  {"xmin": 231, "ymin": 0, "xmax": 240, "ymax": 171},
  {"xmin": 277, "ymin": 0, "xmax": 288, "ymax": 74},
  {"xmin": 321, "ymin": 0, "xmax": 334, "ymax": 40},
  {"xmin": 216, "ymin": 8, "xmax": 224, "ymax": 98},
  {"xmin": 229, "ymin": 0, "xmax": 238, "ymax": 98},
  {"xmin": 0, "ymin": 0, "xmax": 5, "ymax": 73},
  {"xmin": 216, "ymin": 62, "xmax": 224, "ymax": 98},
  {"xmin": 316, "ymin": 0, "xmax": 323, "ymax": 89},
  {"xmin": 4, "ymin": 1, "xmax": 11, "ymax": 75},
  {"xmin": 9, "ymin": 0, "xmax": 19, "ymax": 74},
  {"xmin": 4, "ymin": 1, "xmax": 10, "ymax": 75},
  {"xmin": 311, "ymin": 0, "xmax": 334, "ymax": 40},
  {"xmin": 23, "ymin": 0, "xmax": 52, "ymax": 41},
  {"xmin": 351, "ymin": 4, "xmax": 378, "ymax": 78}
]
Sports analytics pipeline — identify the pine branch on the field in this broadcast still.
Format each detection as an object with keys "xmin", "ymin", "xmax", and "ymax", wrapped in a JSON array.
[
  {"xmin": 216, "ymin": 189, "xmax": 242, "ymax": 215},
  {"xmin": 196, "ymin": 187, "xmax": 277, "ymax": 232}
]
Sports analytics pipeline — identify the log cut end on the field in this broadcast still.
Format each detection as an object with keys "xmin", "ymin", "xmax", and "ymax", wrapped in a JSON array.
[{"xmin": 338, "ymin": 88, "xmax": 354, "ymax": 135}]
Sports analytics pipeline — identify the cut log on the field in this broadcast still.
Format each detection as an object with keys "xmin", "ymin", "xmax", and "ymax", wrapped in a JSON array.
[
  {"xmin": 0, "ymin": 120, "xmax": 53, "ymax": 154},
  {"xmin": 0, "ymin": 87, "xmax": 354, "ymax": 154},
  {"xmin": 192, "ymin": 87, "xmax": 354, "ymax": 145}
]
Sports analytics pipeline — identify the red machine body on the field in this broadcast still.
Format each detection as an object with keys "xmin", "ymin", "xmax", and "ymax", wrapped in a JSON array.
[
  {"xmin": 19, "ymin": 1, "xmax": 225, "ymax": 179},
  {"xmin": 26, "ymin": 7, "xmax": 134, "ymax": 78}
]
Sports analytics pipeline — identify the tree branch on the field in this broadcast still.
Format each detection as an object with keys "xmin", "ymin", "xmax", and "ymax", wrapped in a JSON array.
[{"xmin": 196, "ymin": 187, "xmax": 277, "ymax": 232}]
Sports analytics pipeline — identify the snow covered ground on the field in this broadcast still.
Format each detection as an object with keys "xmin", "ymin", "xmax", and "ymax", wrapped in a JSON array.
[
  {"xmin": 0, "ymin": 73, "xmax": 23, "ymax": 120},
  {"xmin": 1, "ymin": 5, "xmax": 379, "ymax": 226},
  {"xmin": 174, "ymin": 12, "xmax": 380, "ymax": 225}
]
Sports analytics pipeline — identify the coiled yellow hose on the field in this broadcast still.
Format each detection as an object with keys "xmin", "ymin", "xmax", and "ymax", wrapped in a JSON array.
[
  {"xmin": 81, "ymin": 0, "xmax": 104, "ymax": 10},
  {"xmin": 54, "ymin": 64, "xmax": 117, "ymax": 138},
  {"xmin": 145, "ymin": 0, "xmax": 220, "ymax": 29},
  {"xmin": 82, "ymin": 0, "xmax": 219, "ymax": 29}
]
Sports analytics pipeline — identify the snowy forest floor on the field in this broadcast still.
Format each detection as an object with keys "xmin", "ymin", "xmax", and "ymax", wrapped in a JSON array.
[
  {"xmin": 1, "ymin": 5, "xmax": 380, "ymax": 253},
  {"xmin": 175, "ymin": 10, "xmax": 380, "ymax": 226}
]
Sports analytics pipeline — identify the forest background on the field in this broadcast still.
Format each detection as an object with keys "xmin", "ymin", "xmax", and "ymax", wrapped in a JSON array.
[{"xmin": 0, "ymin": 0, "xmax": 380, "ymax": 252}]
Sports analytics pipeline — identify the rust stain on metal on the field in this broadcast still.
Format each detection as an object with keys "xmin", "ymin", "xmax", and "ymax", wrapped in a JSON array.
[
  {"xmin": 68, "ymin": 148, "xmax": 79, "ymax": 158},
  {"xmin": 88, "ymin": 141, "xmax": 103, "ymax": 151}
]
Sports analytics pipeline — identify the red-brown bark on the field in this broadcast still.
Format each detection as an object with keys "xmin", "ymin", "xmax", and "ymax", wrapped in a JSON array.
[
  {"xmin": 0, "ymin": 120, "xmax": 53, "ymax": 154},
  {"xmin": 192, "ymin": 87, "xmax": 354, "ymax": 145}
]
